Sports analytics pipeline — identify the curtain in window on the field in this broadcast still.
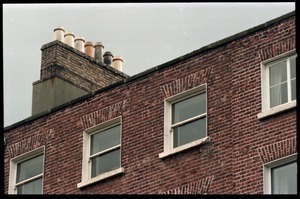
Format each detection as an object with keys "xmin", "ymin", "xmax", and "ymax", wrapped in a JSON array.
[
  {"xmin": 271, "ymin": 161, "xmax": 297, "ymax": 194},
  {"xmin": 290, "ymin": 56, "xmax": 296, "ymax": 101},
  {"xmin": 269, "ymin": 61, "xmax": 287, "ymax": 108}
]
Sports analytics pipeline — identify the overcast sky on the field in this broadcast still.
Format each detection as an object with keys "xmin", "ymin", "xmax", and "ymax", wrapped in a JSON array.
[{"xmin": 3, "ymin": 3, "xmax": 295, "ymax": 127}]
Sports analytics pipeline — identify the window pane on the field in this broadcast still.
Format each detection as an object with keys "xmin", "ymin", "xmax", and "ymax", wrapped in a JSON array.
[
  {"xmin": 172, "ymin": 93, "xmax": 206, "ymax": 124},
  {"xmin": 271, "ymin": 161, "xmax": 297, "ymax": 194},
  {"xmin": 17, "ymin": 155, "xmax": 43, "ymax": 183},
  {"xmin": 91, "ymin": 149, "xmax": 120, "ymax": 177},
  {"xmin": 291, "ymin": 79, "xmax": 296, "ymax": 101},
  {"xmin": 173, "ymin": 117, "xmax": 206, "ymax": 148},
  {"xmin": 270, "ymin": 83, "xmax": 288, "ymax": 108},
  {"xmin": 269, "ymin": 61, "xmax": 287, "ymax": 86},
  {"xmin": 91, "ymin": 125, "xmax": 120, "ymax": 155},
  {"xmin": 17, "ymin": 177, "xmax": 42, "ymax": 194},
  {"xmin": 290, "ymin": 56, "xmax": 296, "ymax": 79}
]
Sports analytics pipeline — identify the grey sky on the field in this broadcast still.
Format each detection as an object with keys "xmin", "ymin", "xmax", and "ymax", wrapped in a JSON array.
[{"xmin": 3, "ymin": 3, "xmax": 295, "ymax": 127}]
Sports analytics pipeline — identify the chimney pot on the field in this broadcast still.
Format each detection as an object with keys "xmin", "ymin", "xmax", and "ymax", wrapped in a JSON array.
[
  {"xmin": 84, "ymin": 41, "xmax": 95, "ymax": 58},
  {"xmin": 64, "ymin": 31, "xmax": 75, "ymax": 47},
  {"xmin": 103, "ymin": 51, "xmax": 114, "ymax": 66},
  {"xmin": 53, "ymin": 26, "xmax": 65, "ymax": 42},
  {"xmin": 74, "ymin": 37, "xmax": 85, "ymax": 52},
  {"xmin": 94, "ymin": 42, "xmax": 105, "ymax": 63},
  {"xmin": 113, "ymin": 56, "xmax": 123, "ymax": 71}
]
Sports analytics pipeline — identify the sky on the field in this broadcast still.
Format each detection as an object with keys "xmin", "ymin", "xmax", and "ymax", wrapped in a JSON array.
[{"xmin": 3, "ymin": 3, "xmax": 295, "ymax": 127}]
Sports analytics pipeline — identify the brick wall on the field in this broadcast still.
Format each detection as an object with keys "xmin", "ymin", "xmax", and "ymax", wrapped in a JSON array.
[
  {"xmin": 229, "ymin": 15, "xmax": 296, "ymax": 194},
  {"xmin": 4, "ymin": 13, "xmax": 296, "ymax": 194}
]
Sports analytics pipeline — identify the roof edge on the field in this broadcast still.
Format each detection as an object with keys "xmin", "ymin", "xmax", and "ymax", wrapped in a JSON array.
[{"xmin": 118, "ymin": 10, "xmax": 296, "ymax": 83}]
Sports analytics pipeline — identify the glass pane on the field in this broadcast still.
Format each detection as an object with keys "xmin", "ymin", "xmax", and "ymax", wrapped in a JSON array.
[
  {"xmin": 290, "ymin": 56, "xmax": 296, "ymax": 79},
  {"xmin": 17, "ymin": 177, "xmax": 42, "ymax": 194},
  {"xmin": 172, "ymin": 93, "xmax": 206, "ymax": 124},
  {"xmin": 173, "ymin": 117, "xmax": 206, "ymax": 148},
  {"xmin": 91, "ymin": 125, "xmax": 120, "ymax": 155},
  {"xmin": 269, "ymin": 61, "xmax": 287, "ymax": 86},
  {"xmin": 270, "ymin": 83, "xmax": 288, "ymax": 108},
  {"xmin": 17, "ymin": 155, "xmax": 43, "ymax": 183},
  {"xmin": 271, "ymin": 161, "xmax": 297, "ymax": 194},
  {"xmin": 91, "ymin": 149, "xmax": 120, "ymax": 177},
  {"xmin": 291, "ymin": 79, "xmax": 296, "ymax": 101}
]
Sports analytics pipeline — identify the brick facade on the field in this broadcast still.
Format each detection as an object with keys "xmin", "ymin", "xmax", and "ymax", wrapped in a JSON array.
[{"xmin": 4, "ymin": 12, "xmax": 296, "ymax": 194}]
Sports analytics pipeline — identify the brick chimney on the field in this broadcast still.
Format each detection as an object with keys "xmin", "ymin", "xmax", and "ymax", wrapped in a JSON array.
[{"xmin": 31, "ymin": 27, "xmax": 129, "ymax": 115}]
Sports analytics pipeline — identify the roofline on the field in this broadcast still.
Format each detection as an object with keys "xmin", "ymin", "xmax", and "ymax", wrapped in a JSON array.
[
  {"xmin": 4, "ymin": 10, "xmax": 295, "ymax": 132},
  {"xmin": 125, "ymin": 10, "xmax": 295, "ymax": 80}
]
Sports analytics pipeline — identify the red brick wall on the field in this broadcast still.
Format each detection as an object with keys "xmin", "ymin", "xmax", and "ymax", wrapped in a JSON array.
[{"xmin": 4, "ymin": 14, "xmax": 296, "ymax": 194}]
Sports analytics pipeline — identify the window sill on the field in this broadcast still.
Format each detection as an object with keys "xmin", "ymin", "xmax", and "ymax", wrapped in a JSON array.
[
  {"xmin": 257, "ymin": 101, "xmax": 296, "ymax": 120},
  {"xmin": 77, "ymin": 167, "xmax": 124, "ymax": 189},
  {"xmin": 159, "ymin": 136, "xmax": 211, "ymax": 159}
]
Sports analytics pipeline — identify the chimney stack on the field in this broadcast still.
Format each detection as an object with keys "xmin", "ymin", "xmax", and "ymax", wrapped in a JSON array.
[
  {"xmin": 103, "ymin": 51, "xmax": 114, "ymax": 67},
  {"xmin": 54, "ymin": 26, "xmax": 65, "ymax": 42},
  {"xmin": 85, "ymin": 41, "xmax": 94, "ymax": 58},
  {"xmin": 52, "ymin": 26, "xmax": 124, "ymax": 69},
  {"xmin": 94, "ymin": 42, "xmax": 104, "ymax": 63},
  {"xmin": 113, "ymin": 56, "xmax": 123, "ymax": 71},
  {"xmin": 74, "ymin": 37, "xmax": 85, "ymax": 52},
  {"xmin": 64, "ymin": 31, "xmax": 75, "ymax": 47}
]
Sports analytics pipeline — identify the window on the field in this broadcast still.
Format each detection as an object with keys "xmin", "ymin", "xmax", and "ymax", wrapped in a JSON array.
[
  {"xmin": 9, "ymin": 147, "xmax": 44, "ymax": 194},
  {"xmin": 90, "ymin": 124, "xmax": 121, "ymax": 177},
  {"xmin": 264, "ymin": 154, "xmax": 297, "ymax": 194},
  {"xmin": 268, "ymin": 55, "xmax": 296, "ymax": 108},
  {"xmin": 271, "ymin": 161, "xmax": 297, "ymax": 194},
  {"xmin": 172, "ymin": 92, "xmax": 207, "ymax": 147},
  {"xmin": 258, "ymin": 52, "xmax": 297, "ymax": 119},
  {"xmin": 78, "ymin": 117, "xmax": 124, "ymax": 188},
  {"xmin": 159, "ymin": 84, "xmax": 210, "ymax": 158}
]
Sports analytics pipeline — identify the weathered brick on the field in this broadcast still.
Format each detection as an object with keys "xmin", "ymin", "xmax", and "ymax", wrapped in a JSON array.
[{"xmin": 4, "ymin": 12, "xmax": 296, "ymax": 194}]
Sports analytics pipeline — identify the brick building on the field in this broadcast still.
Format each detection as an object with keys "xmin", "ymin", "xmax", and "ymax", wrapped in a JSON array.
[{"xmin": 4, "ymin": 11, "xmax": 297, "ymax": 194}]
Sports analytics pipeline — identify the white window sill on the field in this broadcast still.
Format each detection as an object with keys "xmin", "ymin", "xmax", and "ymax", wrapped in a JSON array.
[
  {"xmin": 159, "ymin": 136, "xmax": 211, "ymax": 159},
  {"xmin": 257, "ymin": 101, "xmax": 296, "ymax": 120},
  {"xmin": 77, "ymin": 167, "xmax": 124, "ymax": 189}
]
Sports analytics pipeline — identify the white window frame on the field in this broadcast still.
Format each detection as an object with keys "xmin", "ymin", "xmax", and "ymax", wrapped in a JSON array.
[
  {"xmin": 258, "ymin": 50, "xmax": 297, "ymax": 119},
  {"xmin": 77, "ymin": 117, "xmax": 124, "ymax": 188},
  {"xmin": 263, "ymin": 153, "xmax": 297, "ymax": 194},
  {"xmin": 8, "ymin": 146, "xmax": 45, "ymax": 194},
  {"xmin": 159, "ymin": 84, "xmax": 210, "ymax": 159}
]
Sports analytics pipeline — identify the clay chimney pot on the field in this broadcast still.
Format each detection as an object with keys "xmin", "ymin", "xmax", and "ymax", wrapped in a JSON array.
[
  {"xmin": 53, "ymin": 26, "xmax": 65, "ymax": 42},
  {"xmin": 74, "ymin": 37, "xmax": 85, "ymax": 52},
  {"xmin": 64, "ymin": 31, "xmax": 75, "ymax": 47},
  {"xmin": 85, "ymin": 41, "xmax": 95, "ymax": 58}
]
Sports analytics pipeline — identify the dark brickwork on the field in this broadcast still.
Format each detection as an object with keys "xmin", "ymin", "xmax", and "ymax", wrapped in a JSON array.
[
  {"xmin": 38, "ymin": 40, "xmax": 128, "ymax": 92},
  {"xmin": 4, "ymin": 13, "xmax": 296, "ymax": 194}
]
